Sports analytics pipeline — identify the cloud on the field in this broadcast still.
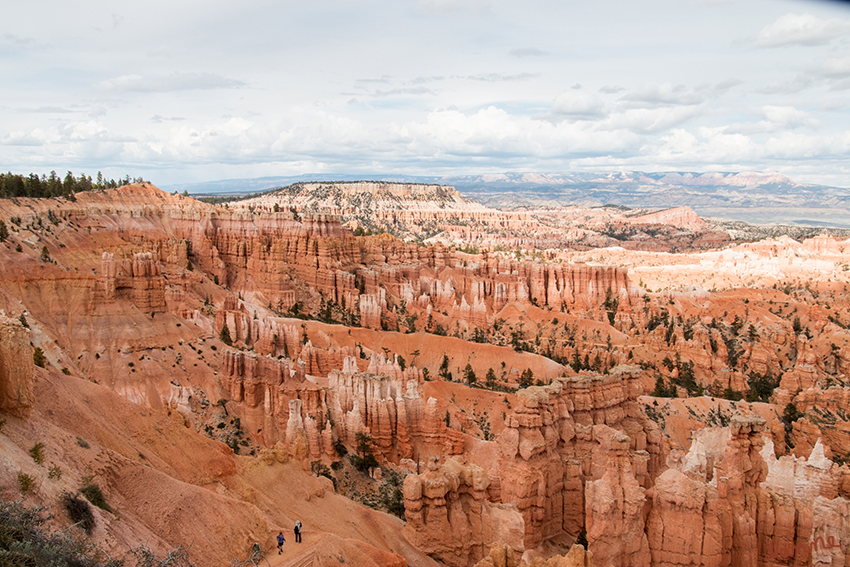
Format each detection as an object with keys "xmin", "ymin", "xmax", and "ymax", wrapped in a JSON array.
[
  {"xmin": 368, "ymin": 86, "xmax": 436, "ymax": 98},
  {"xmin": 619, "ymin": 83, "xmax": 707, "ymax": 108},
  {"xmin": 416, "ymin": 0, "xmax": 492, "ymax": 14},
  {"xmin": 714, "ymin": 78, "xmax": 743, "ymax": 93},
  {"xmin": 724, "ymin": 106, "xmax": 820, "ymax": 134},
  {"xmin": 94, "ymin": 72, "xmax": 245, "ymax": 93},
  {"xmin": 411, "ymin": 76, "xmax": 445, "ymax": 84},
  {"xmin": 3, "ymin": 33, "xmax": 34, "ymax": 47},
  {"xmin": 2, "ymin": 132, "xmax": 44, "ymax": 146},
  {"xmin": 755, "ymin": 13, "xmax": 850, "ymax": 48},
  {"xmin": 19, "ymin": 106, "xmax": 75, "ymax": 114},
  {"xmin": 759, "ymin": 56, "xmax": 850, "ymax": 94},
  {"xmin": 599, "ymin": 85, "xmax": 625, "ymax": 94},
  {"xmin": 393, "ymin": 106, "xmax": 640, "ymax": 162},
  {"xmin": 602, "ymin": 106, "xmax": 701, "ymax": 135},
  {"xmin": 509, "ymin": 47, "xmax": 548, "ymax": 58},
  {"xmin": 462, "ymin": 73, "xmax": 538, "ymax": 82},
  {"xmin": 355, "ymin": 76, "xmax": 393, "ymax": 84},
  {"xmin": 548, "ymin": 91, "xmax": 606, "ymax": 121},
  {"xmin": 151, "ymin": 115, "xmax": 186, "ymax": 123}
]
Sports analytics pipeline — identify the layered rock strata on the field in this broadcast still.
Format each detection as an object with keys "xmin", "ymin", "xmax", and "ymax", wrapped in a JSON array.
[
  {"xmin": 0, "ymin": 314, "xmax": 34, "ymax": 418},
  {"xmin": 404, "ymin": 456, "xmax": 525, "ymax": 567}
]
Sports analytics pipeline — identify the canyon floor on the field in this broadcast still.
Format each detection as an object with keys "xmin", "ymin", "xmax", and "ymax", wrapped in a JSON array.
[{"xmin": 0, "ymin": 182, "xmax": 848, "ymax": 567}]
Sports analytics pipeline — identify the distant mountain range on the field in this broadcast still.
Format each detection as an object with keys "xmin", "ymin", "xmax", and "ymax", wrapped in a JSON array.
[{"xmin": 165, "ymin": 171, "xmax": 850, "ymax": 228}]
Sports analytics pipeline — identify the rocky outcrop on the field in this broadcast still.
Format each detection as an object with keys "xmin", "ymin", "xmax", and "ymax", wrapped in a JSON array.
[
  {"xmin": 0, "ymin": 314, "xmax": 34, "ymax": 418},
  {"xmin": 404, "ymin": 456, "xmax": 524, "ymax": 567},
  {"xmin": 585, "ymin": 429, "xmax": 650, "ymax": 567},
  {"xmin": 758, "ymin": 438, "xmax": 850, "ymax": 567},
  {"xmin": 328, "ymin": 354, "xmax": 462, "ymax": 461},
  {"xmin": 646, "ymin": 416, "xmax": 850, "ymax": 567},
  {"xmin": 220, "ymin": 349, "xmax": 329, "ymax": 450},
  {"xmin": 497, "ymin": 369, "xmax": 654, "ymax": 550},
  {"xmin": 629, "ymin": 207, "xmax": 708, "ymax": 231},
  {"xmin": 102, "ymin": 252, "xmax": 166, "ymax": 312}
]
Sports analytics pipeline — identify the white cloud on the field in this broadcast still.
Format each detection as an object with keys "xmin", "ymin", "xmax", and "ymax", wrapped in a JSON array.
[
  {"xmin": 549, "ymin": 91, "xmax": 607, "ymax": 121},
  {"xmin": 619, "ymin": 83, "xmax": 707, "ymax": 109},
  {"xmin": 461, "ymin": 73, "xmax": 538, "ymax": 82},
  {"xmin": 602, "ymin": 106, "xmax": 701, "ymax": 134},
  {"xmin": 761, "ymin": 106, "xmax": 819, "ymax": 129},
  {"xmin": 416, "ymin": 0, "xmax": 492, "ymax": 14},
  {"xmin": 725, "ymin": 106, "xmax": 820, "ymax": 134},
  {"xmin": 509, "ymin": 47, "xmax": 548, "ymax": 58},
  {"xmin": 755, "ymin": 13, "xmax": 850, "ymax": 47},
  {"xmin": 94, "ymin": 73, "xmax": 245, "ymax": 93}
]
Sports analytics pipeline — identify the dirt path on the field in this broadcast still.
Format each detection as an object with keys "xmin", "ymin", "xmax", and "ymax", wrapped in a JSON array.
[{"xmin": 263, "ymin": 531, "xmax": 317, "ymax": 567}]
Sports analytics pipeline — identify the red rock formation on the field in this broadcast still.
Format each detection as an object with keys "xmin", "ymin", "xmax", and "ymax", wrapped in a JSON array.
[
  {"xmin": 496, "ymin": 369, "xmax": 655, "ymax": 552},
  {"xmin": 404, "ymin": 456, "xmax": 524, "ymax": 567},
  {"xmin": 328, "ymin": 354, "xmax": 459, "ymax": 461},
  {"xmin": 585, "ymin": 428, "xmax": 650, "ymax": 567},
  {"xmin": 629, "ymin": 206, "xmax": 708, "ymax": 231},
  {"xmin": 101, "ymin": 251, "xmax": 166, "ymax": 312},
  {"xmin": 220, "ymin": 349, "xmax": 331, "ymax": 450},
  {"xmin": 0, "ymin": 314, "xmax": 34, "ymax": 418}
]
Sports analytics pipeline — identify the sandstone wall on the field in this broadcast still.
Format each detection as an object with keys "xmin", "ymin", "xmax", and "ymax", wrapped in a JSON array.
[
  {"xmin": 0, "ymin": 314, "xmax": 33, "ymax": 418},
  {"xmin": 404, "ymin": 457, "xmax": 525, "ymax": 567}
]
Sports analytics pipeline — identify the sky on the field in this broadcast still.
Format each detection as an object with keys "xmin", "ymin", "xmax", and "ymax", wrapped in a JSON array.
[{"xmin": 2, "ymin": 0, "xmax": 850, "ymax": 188}]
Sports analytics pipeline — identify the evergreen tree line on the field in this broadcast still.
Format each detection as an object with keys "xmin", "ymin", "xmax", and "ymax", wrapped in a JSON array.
[{"xmin": 0, "ymin": 171, "xmax": 145, "ymax": 200}]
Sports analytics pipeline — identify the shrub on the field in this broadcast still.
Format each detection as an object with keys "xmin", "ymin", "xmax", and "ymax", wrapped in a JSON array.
[
  {"xmin": 18, "ymin": 472, "xmax": 36, "ymax": 495},
  {"xmin": 576, "ymin": 529, "xmax": 588, "ymax": 549},
  {"xmin": 29, "ymin": 442, "xmax": 45, "ymax": 465},
  {"xmin": 33, "ymin": 347, "xmax": 46, "ymax": 368},
  {"xmin": 62, "ymin": 492, "xmax": 96, "ymax": 534},
  {"xmin": 48, "ymin": 465, "xmax": 62, "ymax": 481},
  {"xmin": 80, "ymin": 483, "xmax": 112, "ymax": 513},
  {"xmin": 384, "ymin": 487, "xmax": 405, "ymax": 518},
  {"xmin": 0, "ymin": 499, "xmax": 101, "ymax": 567},
  {"xmin": 1, "ymin": 498, "xmax": 191, "ymax": 566},
  {"xmin": 76, "ymin": 436, "xmax": 90, "ymax": 449},
  {"xmin": 519, "ymin": 368, "xmax": 534, "ymax": 389}
]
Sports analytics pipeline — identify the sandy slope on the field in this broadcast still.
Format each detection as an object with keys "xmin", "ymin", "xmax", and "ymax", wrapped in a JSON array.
[{"xmin": 0, "ymin": 366, "xmax": 438, "ymax": 567}]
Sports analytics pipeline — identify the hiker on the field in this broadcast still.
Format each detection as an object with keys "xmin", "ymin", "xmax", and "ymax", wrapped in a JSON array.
[
  {"xmin": 277, "ymin": 531, "xmax": 286, "ymax": 554},
  {"xmin": 251, "ymin": 542, "xmax": 261, "ymax": 556},
  {"xmin": 294, "ymin": 520, "xmax": 302, "ymax": 543}
]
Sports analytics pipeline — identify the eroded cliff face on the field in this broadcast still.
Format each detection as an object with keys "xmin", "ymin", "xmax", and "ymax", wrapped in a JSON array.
[
  {"xmin": 404, "ymin": 456, "xmax": 525, "ymax": 567},
  {"xmin": 400, "ymin": 367, "xmax": 658, "ymax": 566},
  {"xmin": 405, "ymin": 382, "xmax": 850, "ymax": 567},
  {"xmin": 496, "ymin": 369, "xmax": 656, "ymax": 550},
  {"xmin": 0, "ymin": 313, "xmax": 33, "ymax": 418},
  {"xmin": 645, "ymin": 415, "xmax": 850, "ymax": 567}
]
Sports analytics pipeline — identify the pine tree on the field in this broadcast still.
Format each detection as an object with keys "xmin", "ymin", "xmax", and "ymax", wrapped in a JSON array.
[
  {"xmin": 485, "ymin": 367, "xmax": 496, "ymax": 388},
  {"xmin": 219, "ymin": 322, "xmax": 233, "ymax": 346},
  {"xmin": 463, "ymin": 363, "xmax": 476, "ymax": 384}
]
